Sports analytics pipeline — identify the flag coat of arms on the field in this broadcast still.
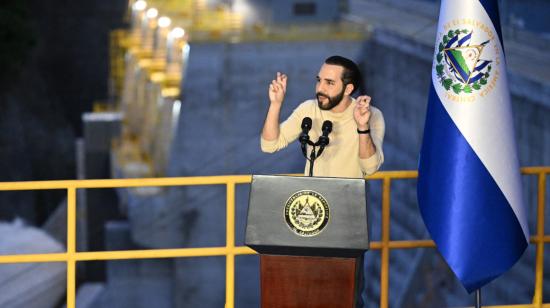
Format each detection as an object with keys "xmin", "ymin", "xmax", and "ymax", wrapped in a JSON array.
[{"xmin": 417, "ymin": 0, "xmax": 529, "ymax": 292}]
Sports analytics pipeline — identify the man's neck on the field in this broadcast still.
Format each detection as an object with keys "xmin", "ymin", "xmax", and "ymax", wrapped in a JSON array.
[{"xmin": 330, "ymin": 96, "xmax": 352, "ymax": 113}]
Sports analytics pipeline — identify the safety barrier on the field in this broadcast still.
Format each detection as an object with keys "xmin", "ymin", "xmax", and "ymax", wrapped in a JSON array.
[{"xmin": 0, "ymin": 167, "xmax": 548, "ymax": 308}]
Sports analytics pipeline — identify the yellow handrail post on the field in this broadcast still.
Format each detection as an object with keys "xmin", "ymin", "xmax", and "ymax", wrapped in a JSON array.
[
  {"xmin": 533, "ymin": 171, "xmax": 546, "ymax": 307},
  {"xmin": 380, "ymin": 177, "xmax": 391, "ymax": 308},
  {"xmin": 66, "ymin": 186, "xmax": 77, "ymax": 308},
  {"xmin": 225, "ymin": 181, "xmax": 236, "ymax": 308}
]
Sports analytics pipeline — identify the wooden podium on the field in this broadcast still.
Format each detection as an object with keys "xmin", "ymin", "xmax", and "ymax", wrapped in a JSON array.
[{"xmin": 245, "ymin": 175, "xmax": 370, "ymax": 308}]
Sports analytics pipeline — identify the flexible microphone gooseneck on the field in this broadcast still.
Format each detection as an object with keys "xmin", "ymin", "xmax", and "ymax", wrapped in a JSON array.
[{"xmin": 299, "ymin": 117, "xmax": 313, "ymax": 159}]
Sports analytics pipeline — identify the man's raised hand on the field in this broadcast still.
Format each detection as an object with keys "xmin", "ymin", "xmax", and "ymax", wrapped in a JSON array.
[
  {"xmin": 354, "ymin": 95, "xmax": 372, "ymax": 129},
  {"xmin": 268, "ymin": 72, "xmax": 287, "ymax": 107}
]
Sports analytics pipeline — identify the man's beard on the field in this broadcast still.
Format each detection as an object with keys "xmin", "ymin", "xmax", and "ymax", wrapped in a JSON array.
[{"xmin": 316, "ymin": 89, "xmax": 345, "ymax": 110}]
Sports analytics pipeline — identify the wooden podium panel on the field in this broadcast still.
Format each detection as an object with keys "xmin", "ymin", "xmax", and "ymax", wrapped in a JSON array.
[{"xmin": 260, "ymin": 255, "xmax": 358, "ymax": 308}]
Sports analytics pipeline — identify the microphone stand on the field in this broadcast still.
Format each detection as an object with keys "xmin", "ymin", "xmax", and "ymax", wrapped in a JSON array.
[
  {"xmin": 301, "ymin": 137, "xmax": 328, "ymax": 177},
  {"xmin": 299, "ymin": 138, "xmax": 316, "ymax": 177},
  {"xmin": 308, "ymin": 146, "xmax": 317, "ymax": 177}
]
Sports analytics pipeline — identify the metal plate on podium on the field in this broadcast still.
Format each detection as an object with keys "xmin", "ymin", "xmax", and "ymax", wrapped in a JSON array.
[{"xmin": 245, "ymin": 175, "xmax": 369, "ymax": 257}]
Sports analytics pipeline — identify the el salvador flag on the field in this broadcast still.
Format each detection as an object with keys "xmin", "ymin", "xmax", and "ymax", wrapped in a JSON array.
[{"xmin": 417, "ymin": 0, "xmax": 529, "ymax": 292}]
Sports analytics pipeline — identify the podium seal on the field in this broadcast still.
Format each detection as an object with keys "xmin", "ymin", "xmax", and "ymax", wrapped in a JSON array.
[{"xmin": 284, "ymin": 190, "xmax": 330, "ymax": 237}]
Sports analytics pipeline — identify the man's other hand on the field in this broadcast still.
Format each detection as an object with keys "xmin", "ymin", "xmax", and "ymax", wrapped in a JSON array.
[
  {"xmin": 354, "ymin": 95, "xmax": 372, "ymax": 129},
  {"xmin": 268, "ymin": 72, "xmax": 287, "ymax": 107}
]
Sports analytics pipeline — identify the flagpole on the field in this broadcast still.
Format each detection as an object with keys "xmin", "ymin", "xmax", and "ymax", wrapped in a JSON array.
[{"xmin": 475, "ymin": 289, "xmax": 482, "ymax": 308}]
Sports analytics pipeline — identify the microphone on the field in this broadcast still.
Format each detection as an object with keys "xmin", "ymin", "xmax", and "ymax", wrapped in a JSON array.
[
  {"xmin": 299, "ymin": 117, "xmax": 312, "ymax": 158},
  {"xmin": 316, "ymin": 120, "xmax": 332, "ymax": 157},
  {"xmin": 300, "ymin": 117, "xmax": 312, "ymax": 138}
]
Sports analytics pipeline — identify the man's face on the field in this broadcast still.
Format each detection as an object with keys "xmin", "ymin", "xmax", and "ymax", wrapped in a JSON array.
[{"xmin": 315, "ymin": 64, "xmax": 346, "ymax": 111}]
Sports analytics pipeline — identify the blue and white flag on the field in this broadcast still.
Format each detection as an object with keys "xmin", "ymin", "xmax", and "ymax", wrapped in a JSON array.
[{"xmin": 417, "ymin": 0, "xmax": 529, "ymax": 292}]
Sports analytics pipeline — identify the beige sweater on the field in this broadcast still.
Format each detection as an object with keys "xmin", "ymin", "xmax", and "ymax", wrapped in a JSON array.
[{"xmin": 261, "ymin": 99, "xmax": 385, "ymax": 178}]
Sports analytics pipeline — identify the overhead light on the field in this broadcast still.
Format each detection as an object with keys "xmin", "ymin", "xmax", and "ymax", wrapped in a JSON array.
[
  {"xmin": 158, "ymin": 16, "xmax": 171, "ymax": 28},
  {"xmin": 146, "ymin": 8, "xmax": 158, "ymax": 19},
  {"xmin": 171, "ymin": 27, "xmax": 185, "ymax": 39},
  {"xmin": 132, "ymin": 0, "xmax": 147, "ymax": 11}
]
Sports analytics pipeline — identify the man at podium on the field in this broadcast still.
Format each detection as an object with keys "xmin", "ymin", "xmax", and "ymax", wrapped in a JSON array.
[{"xmin": 260, "ymin": 55, "xmax": 385, "ymax": 178}]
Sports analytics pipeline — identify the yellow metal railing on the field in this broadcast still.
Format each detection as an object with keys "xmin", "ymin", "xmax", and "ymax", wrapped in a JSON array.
[
  {"xmin": 365, "ymin": 167, "xmax": 550, "ymax": 308},
  {"xmin": 0, "ymin": 167, "xmax": 548, "ymax": 308}
]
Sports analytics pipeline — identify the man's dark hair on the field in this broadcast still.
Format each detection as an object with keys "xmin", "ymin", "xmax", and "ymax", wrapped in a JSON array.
[{"xmin": 324, "ymin": 55, "xmax": 362, "ymax": 95}]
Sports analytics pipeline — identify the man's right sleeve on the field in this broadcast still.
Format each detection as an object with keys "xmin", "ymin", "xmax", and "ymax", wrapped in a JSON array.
[{"xmin": 261, "ymin": 104, "xmax": 304, "ymax": 153}]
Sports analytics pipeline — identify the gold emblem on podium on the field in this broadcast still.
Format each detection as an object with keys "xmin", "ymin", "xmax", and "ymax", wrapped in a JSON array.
[{"xmin": 284, "ymin": 190, "xmax": 330, "ymax": 237}]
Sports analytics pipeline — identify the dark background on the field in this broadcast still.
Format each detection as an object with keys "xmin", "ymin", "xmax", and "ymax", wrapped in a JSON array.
[{"xmin": 0, "ymin": 0, "xmax": 126, "ymax": 224}]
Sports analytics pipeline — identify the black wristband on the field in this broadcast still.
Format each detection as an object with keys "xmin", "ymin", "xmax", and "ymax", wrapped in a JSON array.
[{"xmin": 357, "ymin": 128, "xmax": 370, "ymax": 134}]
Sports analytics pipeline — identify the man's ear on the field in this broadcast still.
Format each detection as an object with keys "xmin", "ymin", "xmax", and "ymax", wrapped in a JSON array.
[{"xmin": 344, "ymin": 83, "xmax": 354, "ymax": 96}]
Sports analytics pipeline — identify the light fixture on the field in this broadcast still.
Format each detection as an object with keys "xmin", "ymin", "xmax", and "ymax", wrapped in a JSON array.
[
  {"xmin": 171, "ymin": 27, "xmax": 185, "ymax": 39},
  {"xmin": 146, "ymin": 8, "xmax": 158, "ymax": 19},
  {"xmin": 158, "ymin": 16, "xmax": 171, "ymax": 28},
  {"xmin": 132, "ymin": 0, "xmax": 147, "ymax": 11}
]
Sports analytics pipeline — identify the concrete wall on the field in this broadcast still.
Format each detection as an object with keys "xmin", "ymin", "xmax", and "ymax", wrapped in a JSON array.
[{"xmin": 233, "ymin": 0, "xmax": 341, "ymax": 26}]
